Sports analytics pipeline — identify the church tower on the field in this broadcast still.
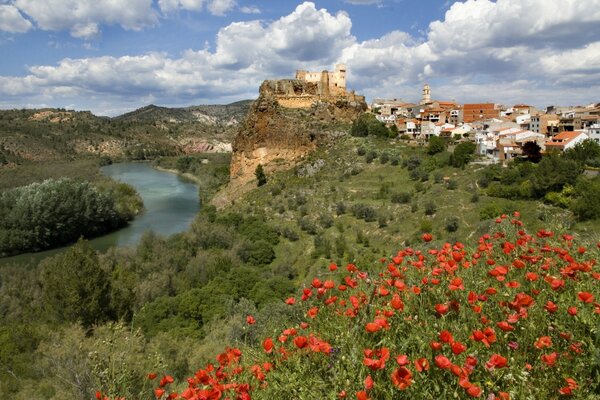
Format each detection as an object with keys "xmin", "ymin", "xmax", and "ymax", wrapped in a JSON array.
[{"xmin": 420, "ymin": 83, "xmax": 431, "ymax": 105}]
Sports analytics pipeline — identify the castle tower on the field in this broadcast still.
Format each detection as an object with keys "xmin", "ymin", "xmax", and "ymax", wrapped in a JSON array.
[
  {"xmin": 320, "ymin": 70, "xmax": 330, "ymax": 97},
  {"xmin": 421, "ymin": 83, "xmax": 431, "ymax": 105},
  {"xmin": 333, "ymin": 64, "xmax": 346, "ymax": 93}
]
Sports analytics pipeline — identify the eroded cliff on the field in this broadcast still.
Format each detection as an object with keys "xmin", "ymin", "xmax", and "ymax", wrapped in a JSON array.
[{"xmin": 212, "ymin": 78, "xmax": 367, "ymax": 207}]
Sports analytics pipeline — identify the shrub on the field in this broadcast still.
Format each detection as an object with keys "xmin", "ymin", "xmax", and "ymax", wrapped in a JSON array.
[
  {"xmin": 424, "ymin": 201, "xmax": 436, "ymax": 216},
  {"xmin": 427, "ymin": 136, "xmax": 446, "ymax": 155},
  {"xmin": 352, "ymin": 203, "xmax": 377, "ymax": 222},
  {"xmin": 391, "ymin": 192, "xmax": 412, "ymax": 204},
  {"xmin": 445, "ymin": 216, "xmax": 459, "ymax": 232}
]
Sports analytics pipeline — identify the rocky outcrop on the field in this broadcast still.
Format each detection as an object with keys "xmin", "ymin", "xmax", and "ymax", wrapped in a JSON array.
[{"xmin": 212, "ymin": 79, "xmax": 366, "ymax": 207}]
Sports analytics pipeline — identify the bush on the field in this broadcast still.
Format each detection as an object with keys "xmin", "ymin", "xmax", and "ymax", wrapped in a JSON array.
[
  {"xmin": 356, "ymin": 147, "xmax": 366, "ymax": 156},
  {"xmin": 255, "ymin": 164, "xmax": 267, "ymax": 187},
  {"xmin": 365, "ymin": 151, "xmax": 377, "ymax": 164},
  {"xmin": 427, "ymin": 136, "xmax": 446, "ymax": 155},
  {"xmin": 450, "ymin": 141, "xmax": 476, "ymax": 168},
  {"xmin": 424, "ymin": 201, "xmax": 437, "ymax": 216},
  {"xmin": 351, "ymin": 203, "xmax": 377, "ymax": 222},
  {"xmin": 445, "ymin": 216, "xmax": 459, "ymax": 232},
  {"xmin": 379, "ymin": 152, "xmax": 390, "ymax": 164},
  {"xmin": 336, "ymin": 202, "xmax": 347, "ymax": 216},
  {"xmin": 391, "ymin": 192, "xmax": 412, "ymax": 204}
]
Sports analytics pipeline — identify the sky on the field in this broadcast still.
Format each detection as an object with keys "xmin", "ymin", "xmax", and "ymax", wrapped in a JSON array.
[{"xmin": 0, "ymin": 0, "xmax": 599, "ymax": 116}]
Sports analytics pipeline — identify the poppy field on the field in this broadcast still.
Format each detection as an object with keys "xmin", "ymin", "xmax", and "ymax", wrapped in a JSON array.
[{"xmin": 101, "ymin": 213, "xmax": 599, "ymax": 399}]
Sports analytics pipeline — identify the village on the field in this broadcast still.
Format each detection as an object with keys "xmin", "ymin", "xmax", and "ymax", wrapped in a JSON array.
[{"xmin": 371, "ymin": 84, "xmax": 600, "ymax": 162}]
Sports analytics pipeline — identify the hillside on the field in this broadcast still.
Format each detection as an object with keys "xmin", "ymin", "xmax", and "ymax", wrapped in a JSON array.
[
  {"xmin": 0, "ymin": 101, "xmax": 251, "ymax": 165},
  {"xmin": 0, "ymin": 129, "xmax": 599, "ymax": 399}
]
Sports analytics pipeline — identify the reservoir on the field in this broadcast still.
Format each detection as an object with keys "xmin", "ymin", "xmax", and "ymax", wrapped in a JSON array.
[{"xmin": 1, "ymin": 162, "xmax": 200, "ymax": 266}]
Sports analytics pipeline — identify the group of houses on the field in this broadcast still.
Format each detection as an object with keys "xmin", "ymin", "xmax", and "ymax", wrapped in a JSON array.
[{"xmin": 372, "ymin": 85, "xmax": 600, "ymax": 162}]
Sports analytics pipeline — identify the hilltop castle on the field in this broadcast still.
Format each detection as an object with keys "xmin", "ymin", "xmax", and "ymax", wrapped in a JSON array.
[
  {"xmin": 295, "ymin": 64, "xmax": 347, "ymax": 97},
  {"xmin": 259, "ymin": 64, "xmax": 363, "ymax": 109}
]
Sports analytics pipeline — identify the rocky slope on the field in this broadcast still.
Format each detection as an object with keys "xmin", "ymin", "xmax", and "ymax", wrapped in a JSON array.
[{"xmin": 212, "ymin": 79, "xmax": 367, "ymax": 207}]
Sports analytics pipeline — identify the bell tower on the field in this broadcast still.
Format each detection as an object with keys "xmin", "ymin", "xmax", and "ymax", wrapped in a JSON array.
[{"xmin": 420, "ymin": 83, "xmax": 431, "ymax": 105}]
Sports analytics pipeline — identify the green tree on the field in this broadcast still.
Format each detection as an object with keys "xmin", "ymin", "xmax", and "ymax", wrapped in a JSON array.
[
  {"xmin": 40, "ymin": 240, "xmax": 111, "ymax": 328},
  {"xmin": 521, "ymin": 141, "xmax": 542, "ymax": 163},
  {"xmin": 255, "ymin": 164, "xmax": 267, "ymax": 186},
  {"xmin": 350, "ymin": 116, "xmax": 369, "ymax": 137},
  {"xmin": 570, "ymin": 176, "xmax": 600, "ymax": 221},
  {"xmin": 427, "ymin": 136, "xmax": 446, "ymax": 155},
  {"xmin": 450, "ymin": 141, "xmax": 476, "ymax": 168}
]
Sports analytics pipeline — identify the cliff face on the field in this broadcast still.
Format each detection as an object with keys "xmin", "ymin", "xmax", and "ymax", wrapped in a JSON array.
[{"xmin": 212, "ymin": 79, "xmax": 366, "ymax": 207}]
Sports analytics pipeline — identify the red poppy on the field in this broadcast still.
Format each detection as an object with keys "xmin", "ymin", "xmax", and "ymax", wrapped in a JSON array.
[
  {"xmin": 466, "ymin": 385, "xmax": 482, "ymax": 398},
  {"xmin": 497, "ymin": 321, "xmax": 514, "ymax": 332},
  {"xmin": 147, "ymin": 373, "xmax": 157, "ymax": 380},
  {"xmin": 541, "ymin": 352, "xmax": 558, "ymax": 366},
  {"xmin": 396, "ymin": 354, "xmax": 410, "ymax": 366},
  {"xmin": 422, "ymin": 233, "xmax": 433, "ymax": 242},
  {"xmin": 329, "ymin": 263, "xmax": 338, "ymax": 271},
  {"xmin": 263, "ymin": 337, "xmax": 274, "ymax": 353},
  {"xmin": 449, "ymin": 277, "xmax": 465, "ymax": 291},
  {"xmin": 154, "ymin": 388, "xmax": 166, "ymax": 399},
  {"xmin": 390, "ymin": 367, "xmax": 412, "ymax": 390},
  {"xmin": 439, "ymin": 330, "xmax": 454, "ymax": 344},
  {"xmin": 356, "ymin": 391, "xmax": 369, "ymax": 400},
  {"xmin": 567, "ymin": 306, "xmax": 578, "ymax": 316},
  {"xmin": 534, "ymin": 336, "xmax": 552, "ymax": 349},
  {"xmin": 294, "ymin": 336, "xmax": 308, "ymax": 349},
  {"xmin": 451, "ymin": 341, "xmax": 467, "ymax": 355},
  {"xmin": 246, "ymin": 315, "xmax": 256, "ymax": 325},
  {"xmin": 577, "ymin": 292, "xmax": 594, "ymax": 303},
  {"xmin": 544, "ymin": 301, "xmax": 558, "ymax": 313},
  {"xmin": 307, "ymin": 307, "xmax": 319, "ymax": 319},
  {"xmin": 365, "ymin": 322, "xmax": 381, "ymax": 333},
  {"xmin": 285, "ymin": 297, "xmax": 296, "ymax": 305},
  {"xmin": 364, "ymin": 375, "xmax": 373, "ymax": 390},
  {"xmin": 435, "ymin": 303, "xmax": 449, "ymax": 315},
  {"xmin": 415, "ymin": 357, "xmax": 429, "ymax": 372},
  {"xmin": 485, "ymin": 354, "xmax": 508, "ymax": 370},
  {"xmin": 434, "ymin": 355, "xmax": 452, "ymax": 370}
]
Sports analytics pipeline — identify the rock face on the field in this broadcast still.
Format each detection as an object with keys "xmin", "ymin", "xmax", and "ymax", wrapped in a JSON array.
[{"xmin": 213, "ymin": 78, "xmax": 366, "ymax": 207}]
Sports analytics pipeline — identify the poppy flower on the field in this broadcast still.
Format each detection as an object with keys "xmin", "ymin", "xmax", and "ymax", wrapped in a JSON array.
[
  {"xmin": 285, "ymin": 297, "xmax": 296, "ymax": 305},
  {"xmin": 396, "ymin": 354, "xmax": 410, "ymax": 366},
  {"xmin": 148, "ymin": 373, "xmax": 157, "ymax": 380},
  {"xmin": 390, "ymin": 367, "xmax": 412, "ymax": 390},
  {"xmin": 534, "ymin": 336, "xmax": 552, "ymax": 349},
  {"xmin": 154, "ymin": 388, "xmax": 166, "ymax": 398},
  {"xmin": 577, "ymin": 292, "xmax": 594, "ymax": 303},
  {"xmin": 365, "ymin": 322, "xmax": 381, "ymax": 333},
  {"xmin": 263, "ymin": 337, "xmax": 274, "ymax": 353},
  {"xmin": 356, "ymin": 391, "xmax": 369, "ymax": 400},
  {"xmin": 422, "ymin": 233, "xmax": 433, "ymax": 242},
  {"xmin": 541, "ymin": 352, "xmax": 558, "ymax": 366},
  {"xmin": 307, "ymin": 307, "xmax": 319, "ymax": 318},
  {"xmin": 364, "ymin": 375, "xmax": 373, "ymax": 390},
  {"xmin": 435, "ymin": 303, "xmax": 449, "ymax": 315},
  {"xmin": 159, "ymin": 375, "xmax": 174, "ymax": 387},
  {"xmin": 414, "ymin": 357, "xmax": 429, "ymax": 372},
  {"xmin": 294, "ymin": 336, "xmax": 308, "ymax": 349},
  {"xmin": 544, "ymin": 301, "xmax": 558, "ymax": 313},
  {"xmin": 439, "ymin": 330, "xmax": 454, "ymax": 344},
  {"xmin": 449, "ymin": 277, "xmax": 465, "ymax": 291},
  {"xmin": 497, "ymin": 321, "xmax": 514, "ymax": 332},
  {"xmin": 246, "ymin": 315, "xmax": 256, "ymax": 325},
  {"xmin": 434, "ymin": 355, "xmax": 452, "ymax": 369},
  {"xmin": 485, "ymin": 354, "xmax": 508, "ymax": 370},
  {"xmin": 329, "ymin": 263, "xmax": 338, "ymax": 271},
  {"xmin": 466, "ymin": 385, "xmax": 482, "ymax": 398},
  {"xmin": 567, "ymin": 306, "xmax": 578, "ymax": 316},
  {"xmin": 451, "ymin": 341, "xmax": 467, "ymax": 355}
]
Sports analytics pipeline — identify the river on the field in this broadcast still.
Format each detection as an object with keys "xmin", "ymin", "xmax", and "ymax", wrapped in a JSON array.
[{"xmin": 0, "ymin": 162, "xmax": 200, "ymax": 266}]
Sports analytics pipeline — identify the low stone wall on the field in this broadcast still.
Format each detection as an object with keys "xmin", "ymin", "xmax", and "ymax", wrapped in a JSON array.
[{"xmin": 276, "ymin": 96, "xmax": 315, "ymax": 108}]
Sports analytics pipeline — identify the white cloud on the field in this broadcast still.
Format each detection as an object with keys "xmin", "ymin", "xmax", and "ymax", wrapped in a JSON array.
[
  {"xmin": 0, "ymin": 4, "xmax": 31, "ymax": 33},
  {"xmin": 239, "ymin": 5, "xmax": 260, "ymax": 14},
  {"xmin": 158, "ymin": 0, "xmax": 236, "ymax": 15},
  {"xmin": 208, "ymin": 0, "xmax": 236, "ymax": 16},
  {"xmin": 13, "ymin": 0, "xmax": 158, "ymax": 38},
  {"xmin": 1, "ymin": 0, "xmax": 599, "ymax": 114}
]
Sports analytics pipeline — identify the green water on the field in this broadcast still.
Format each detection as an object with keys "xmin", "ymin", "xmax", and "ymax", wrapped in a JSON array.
[{"xmin": 1, "ymin": 162, "xmax": 200, "ymax": 266}]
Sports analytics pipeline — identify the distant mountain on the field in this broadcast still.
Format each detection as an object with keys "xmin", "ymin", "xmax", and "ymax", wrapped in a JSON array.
[
  {"xmin": 0, "ymin": 100, "xmax": 253, "ymax": 163},
  {"xmin": 114, "ymin": 100, "xmax": 253, "ymax": 126}
]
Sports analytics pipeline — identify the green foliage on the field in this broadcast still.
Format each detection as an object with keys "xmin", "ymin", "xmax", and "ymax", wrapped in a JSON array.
[
  {"xmin": 350, "ymin": 115, "xmax": 369, "ymax": 137},
  {"xmin": 427, "ymin": 136, "xmax": 446, "ymax": 155},
  {"xmin": 570, "ymin": 176, "xmax": 600, "ymax": 221},
  {"xmin": 40, "ymin": 240, "xmax": 111, "ymax": 327},
  {"xmin": 424, "ymin": 201, "xmax": 437, "ymax": 216},
  {"xmin": 351, "ymin": 203, "xmax": 377, "ymax": 222},
  {"xmin": 563, "ymin": 139, "xmax": 600, "ymax": 166},
  {"xmin": 255, "ymin": 164, "xmax": 267, "ymax": 186},
  {"xmin": 450, "ymin": 141, "xmax": 476, "ymax": 168},
  {"xmin": 391, "ymin": 192, "xmax": 412, "ymax": 204},
  {"xmin": 0, "ymin": 178, "xmax": 136, "ymax": 256}
]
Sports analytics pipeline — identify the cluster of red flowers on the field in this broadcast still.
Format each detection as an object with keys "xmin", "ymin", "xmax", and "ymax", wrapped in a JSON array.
[{"xmin": 101, "ymin": 213, "xmax": 598, "ymax": 399}]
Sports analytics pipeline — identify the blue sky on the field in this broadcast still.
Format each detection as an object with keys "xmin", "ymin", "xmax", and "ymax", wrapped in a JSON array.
[{"xmin": 0, "ymin": 0, "xmax": 598, "ymax": 115}]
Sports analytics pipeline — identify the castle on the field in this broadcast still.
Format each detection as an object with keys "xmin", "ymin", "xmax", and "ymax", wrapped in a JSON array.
[{"xmin": 295, "ymin": 64, "xmax": 347, "ymax": 97}]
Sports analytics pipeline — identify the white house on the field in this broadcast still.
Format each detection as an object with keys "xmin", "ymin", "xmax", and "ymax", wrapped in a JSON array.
[
  {"xmin": 545, "ymin": 131, "xmax": 589, "ymax": 152},
  {"xmin": 585, "ymin": 123, "xmax": 600, "ymax": 143}
]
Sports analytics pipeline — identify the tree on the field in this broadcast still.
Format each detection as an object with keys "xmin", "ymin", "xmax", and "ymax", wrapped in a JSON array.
[
  {"xmin": 564, "ymin": 139, "xmax": 600, "ymax": 165},
  {"xmin": 255, "ymin": 164, "xmax": 267, "ymax": 186},
  {"xmin": 450, "ymin": 141, "xmax": 476, "ymax": 168},
  {"xmin": 40, "ymin": 240, "xmax": 111, "ymax": 328},
  {"xmin": 570, "ymin": 176, "xmax": 600, "ymax": 221},
  {"xmin": 521, "ymin": 141, "xmax": 542, "ymax": 163},
  {"xmin": 350, "ymin": 116, "xmax": 369, "ymax": 137},
  {"xmin": 427, "ymin": 136, "xmax": 446, "ymax": 155}
]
